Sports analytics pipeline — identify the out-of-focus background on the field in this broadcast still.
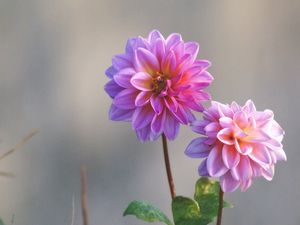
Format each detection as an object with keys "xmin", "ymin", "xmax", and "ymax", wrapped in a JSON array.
[{"xmin": 0, "ymin": 0, "xmax": 299, "ymax": 224}]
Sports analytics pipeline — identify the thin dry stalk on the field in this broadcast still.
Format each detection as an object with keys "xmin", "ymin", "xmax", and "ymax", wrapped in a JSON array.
[{"xmin": 0, "ymin": 129, "xmax": 39, "ymax": 161}]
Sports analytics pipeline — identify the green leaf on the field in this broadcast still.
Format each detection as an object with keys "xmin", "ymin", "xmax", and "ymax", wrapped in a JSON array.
[
  {"xmin": 0, "ymin": 218, "xmax": 4, "ymax": 225},
  {"xmin": 172, "ymin": 196, "xmax": 201, "ymax": 225},
  {"xmin": 123, "ymin": 200, "xmax": 173, "ymax": 225},
  {"xmin": 194, "ymin": 177, "xmax": 232, "ymax": 225}
]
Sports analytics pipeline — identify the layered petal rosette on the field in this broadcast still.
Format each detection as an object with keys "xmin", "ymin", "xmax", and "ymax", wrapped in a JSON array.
[
  {"xmin": 185, "ymin": 100, "xmax": 286, "ymax": 192},
  {"xmin": 105, "ymin": 30, "xmax": 213, "ymax": 141}
]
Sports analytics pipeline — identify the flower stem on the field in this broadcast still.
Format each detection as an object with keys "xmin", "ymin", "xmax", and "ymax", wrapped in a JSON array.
[
  {"xmin": 216, "ymin": 187, "xmax": 224, "ymax": 225},
  {"xmin": 161, "ymin": 134, "xmax": 176, "ymax": 199},
  {"xmin": 80, "ymin": 166, "xmax": 89, "ymax": 225}
]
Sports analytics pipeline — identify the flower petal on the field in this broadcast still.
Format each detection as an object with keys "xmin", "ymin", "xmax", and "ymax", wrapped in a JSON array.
[
  {"xmin": 185, "ymin": 137, "xmax": 211, "ymax": 158},
  {"xmin": 105, "ymin": 66, "xmax": 117, "ymax": 78},
  {"xmin": 217, "ymin": 128, "xmax": 234, "ymax": 145},
  {"xmin": 112, "ymin": 54, "xmax": 132, "ymax": 70},
  {"xmin": 198, "ymin": 159, "xmax": 209, "ymax": 176},
  {"xmin": 114, "ymin": 68, "xmax": 136, "ymax": 88},
  {"xmin": 109, "ymin": 104, "xmax": 134, "ymax": 122},
  {"xmin": 163, "ymin": 111, "xmax": 180, "ymax": 140},
  {"xmin": 220, "ymin": 172, "xmax": 240, "ymax": 192},
  {"xmin": 135, "ymin": 91, "xmax": 152, "ymax": 107},
  {"xmin": 207, "ymin": 145, "xmax": 228, "ymax": 177},
  {"xmin": 131, "ymin": 72, "xmax": 153, "ymax": 91},
  {"xmin": 249, "ymin": 144, "xmax": 272, "ymax": 165},
  {"xmin": 150, "ymin": 95, "xmax": 164, "ymax": 114},
  {"xmin": 113, "ymin": 88, "xmax": 138, "ymax": 109},
  {"xmin": 222, "ymin": 145, "xmax": 240, "ymax": 169},
  {"xmin": 104, "ymin": 80, "xmax": 124, "ymax": 98},
  {"xmin": 151, "ymin": 109, "xmax": 166, "ymax": 133},
  {"xmin": 132, "ymin": 106, "xmax": 155, "ymax": 130},
  {"xmin": 136, "ymin": 48, "xmax": 160, "ymax": 73},
  {"xmin": 231, "ymin": 156, "xmax": 253, "ymax": 181}
]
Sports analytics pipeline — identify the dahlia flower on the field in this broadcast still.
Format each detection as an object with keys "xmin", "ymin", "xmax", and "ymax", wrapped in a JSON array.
[
  {"xmin": 185, "ymin": 100, "xmax": 286, "ymax": 192},
  {"xmin": 105, "ymin": 30, "xmax": 213, "ymax": 141}
]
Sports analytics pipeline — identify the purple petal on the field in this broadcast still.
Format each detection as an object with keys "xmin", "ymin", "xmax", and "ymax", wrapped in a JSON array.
[
  {"xmin": 219, "ymin": 117, "xmax": 234, "ymax": 128},
  {"xmin": 114, "ymin": 68, "xmax": 136, "ymax": 88},
  {"xmin": 191, "ymin": 120, "xmax": 209, "ymax": 135},
  {"xmin": 112, "ymin": 54, "xmax": 132, "ymax": 70},
  {"xmin": 164, "ymin": 96, "xmax": 178, "ymax": 112},
  {"xmin": 162, "ymin": 51, "xmax": 176, "ymax": 75},
  {"xmin": 131, "ymin": 72, "xmax": 153, "ymax": 91},
  {"xmin": 135, "ymin": 91, "xmax": 152, "ymax": 107},
  {"xmin": 170, "ymin": 105, "xmax": 188, "ymax": 124},
  {"xmin": 150, "ymin": 95, "xmax": 164, "ymax": 114},
  {"xmin": 104, "ymin": 80, "xmax": 124, "ymax": 98},
  {"xmin": 136, "ymin": 48, "xmax": 160, "ymax": 73},
  {"xmin": 220, "ymin": 172, "xmax": 240, "ymax": 192},
  {"xmin": 184, "ymin": 42, "xmax": 199, "ymax": 60},
  {"xmin": 163, "ymin": 111, "xmax": 180, "ymax": 140},
  {"xmin": 185, "ymin": 137, "xmax": 211, "ymax": 158},
  {"xmin": 198, "ymin": 159, "xmax": 209, "ymax": 176},
  {"xmin": 125, "ymin": 37, "xmax": 138, "ymax": 55},
  {"xmin": 136, "ymin": 124, "xmax": 152, "ymax": 142},
  {"xmin": 153, "ymin": 38, "xmax": 166, "ymax": 62},
  {"xmin": 113, "ymin": 88, "xmax": 137, "ymax": 109},
  {"xmin": 222, "ymin": 145, "xmax": 240, "ymax": 169},
  {"xmin": 235, "ymin": 140, "xmax": 253, "ymax": 155},
  {"xmin": 105, "ymin": 66, "xmax": 117, "ymax": 78},
  {"xmin": 132, "ymin": 106, "xmax": 155, "ymax": 130},
  {"xmin": 109, "ymin": 104, "xmax": 134, "ymax": 122},
  {"xmin": 261, "ymin": 164, "xmax": 274, "ymax": 181},
  {"xmin": 242, "ymin": 100, "xmax": 256, "ymax": 114},
  {"xmin": 151, "ymin": 109, "xmax": 166, "ymax": 133},
  {"xmin": 207, "ymin": 145, "xmax": 228, "ymax": 177}
]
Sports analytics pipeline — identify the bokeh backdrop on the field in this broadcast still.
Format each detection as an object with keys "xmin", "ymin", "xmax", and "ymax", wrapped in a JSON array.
[{"xmin": 0, "ymin": 0, "xmax": 299, "ymax": 225}]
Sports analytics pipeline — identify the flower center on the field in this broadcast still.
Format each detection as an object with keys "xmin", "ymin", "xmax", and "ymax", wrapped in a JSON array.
[{"xmin": 152, "ymin": 73, "xmax": 167, "ymax": 94}]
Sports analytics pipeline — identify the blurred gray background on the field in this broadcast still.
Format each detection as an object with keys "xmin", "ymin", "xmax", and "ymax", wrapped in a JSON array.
[{"xmin": 0, "ymin": 0, "xmax": 299, "ymax": 225}]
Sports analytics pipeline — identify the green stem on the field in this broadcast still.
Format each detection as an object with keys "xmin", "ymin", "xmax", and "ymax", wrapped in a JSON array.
[
  {"xmin": 216, "ymin": 187, "xmax": 224, "ymax": 225},
  {"xmin": 161, "ymin": 134, "xmax": 176, "ymax": 199}
]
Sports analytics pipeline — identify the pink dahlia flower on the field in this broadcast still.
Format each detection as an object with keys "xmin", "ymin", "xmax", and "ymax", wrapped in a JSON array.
[
  {"xmin": 185, "ymin": 100, "xmax": 286, "ymax": 192},
  {"xmin": 105, "ymin": 30, "xmax": 213, "ymax": 141}
]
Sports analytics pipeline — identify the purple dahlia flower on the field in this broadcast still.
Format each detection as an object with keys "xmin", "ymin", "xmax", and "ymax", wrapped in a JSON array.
[
  {"xmin": 105, "ymin": 30, "xmax": 213, "ymax": 141},
  {"xmin": 185, "ymin": 100, "xmax": 286, "ymax": 192}
]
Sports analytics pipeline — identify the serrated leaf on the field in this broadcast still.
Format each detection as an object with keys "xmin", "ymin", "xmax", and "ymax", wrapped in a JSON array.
[
  {"xmin": 194, "ymin": 177, "xmax": 232, "ymax": 225},
  {"xmin": 172, "ymin": 196, "xmax": 201, "ymax": 225},
  {"xmin": 123, "ymin": 200, "xmax": 173, "ymax": 225}
]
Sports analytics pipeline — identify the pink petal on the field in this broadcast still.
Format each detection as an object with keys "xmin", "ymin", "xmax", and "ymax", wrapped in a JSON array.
[
  {"xmin": 113, "ymin": 88, "xmax": 138, "ymax": 109},
  {"xmin": 249, "ymin": 144, "xmax": 272, "ymax": 165},
  {"xmin": 166, "ymin": 33, "xmax": 182, "ymax": 50},
  {"xmin": 130, "ymin": 72, "xmax": 153, "ymax": 91},
  {"xmin": 204, "ymin": 122, "xmax": 221, "ymax": 134},
  {"xmin": 261, "ymin": 164, "xmax": 274, "ymax": 181},
  {"xmin": 151, "ymin": 109, "xmax": 166, "ymax": 133},
  {"xmin": 150, "ymin": 95, "xmax": 164, "ymax": 114},
  {"xmin": 233, "ymin": 111, "xmax": 248, "ymax": 129},
  {"xmin": 185, "ymin": 137, "xmax": 211, "ymax": 158},
  {"xmin": 198, "ymin": 159, "xmax": 209, "ymax": 176},
  {"xmin": 207, "ymin": 145, "xmax": 229, "ymax": 177},
  {"xmin": 164, "ymin": 96, "xmax": 178, "ymax": 112},
  {"xmin": 254, "ymin": 110, "xmax": 274, "ymax": 127},
  {"xmin": 273, "ymin": 148, "xmax": 287, "ymax": 161},
  {"xmin": 148, "ymin": 30, "xmax": 164, "ymax": 43},
  {"xmin": 222, "ymin": 145, "xmax": 240, "ymax": 169},
  {"xmin": 162, "ymin": 51, "xmax": 177, "ymax": 75},
  {"xmin": 153, "ymin": 39, "xmax": 165, "ymax": 62},
  {"xmin": 242, "ymin": 100, "xmax": 256, "ymax": 114},
  {"xmin": 240, "ymin": 179, "xmax": 252, "ymax": 192},
  {"xmin": 220, "ymin": 172, "xmax": 240, "ymax": 192},
  {"xmin": 219, "ymin": 117, "xmax": 234, "ymax": 128},
  {"xmin": 109, "ymin": 104, "xmax": 134, "ymax": 122},
  {"xmin": 184, "ymin": 42, "xmax": 199, "ymax": 59},
  {"xmin": 217, "ymin": 128, "xmax": 234, "ymax": 145},
  {"xmin": 231, "ymin": 101, "xmax": 241, "ymax": 112},
  {"xmin": 136, "ymin": 48, "xmax": 160, "ymax": 73},
  {"xmin": 135, "ymin": 91, "xmax": 152, "ymax": 107},
  {"xmin": 114, "ymin": 68, "xmax": 136, "ymax": 88},
  {"xmin": 132, "ymin": 106, "xmax": 155, "ymax": 130},
  {"xmin": 231, "ymin": 156, "xmax": 253, "ymax": 181},
  {"xmin": 235, "ymin": 140, "xmax": 253, "ymax": 155}
]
